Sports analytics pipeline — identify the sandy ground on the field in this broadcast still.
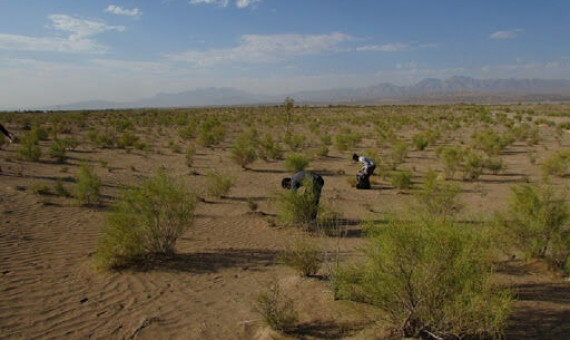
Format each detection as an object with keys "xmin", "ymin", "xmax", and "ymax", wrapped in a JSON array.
[{"xmin": 1, "ymin": 105, "xmax": 569, "ymax": 339}]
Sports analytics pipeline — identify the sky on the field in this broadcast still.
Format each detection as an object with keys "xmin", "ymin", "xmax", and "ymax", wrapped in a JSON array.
[{"xmin": 1, "ymin": 0, "xmax": 570, "ymax": 109}]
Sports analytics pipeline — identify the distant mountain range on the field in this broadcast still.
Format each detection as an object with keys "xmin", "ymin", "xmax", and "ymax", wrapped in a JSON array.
[{"xmin": 46, "ymin": 76, "xmax": 570, "ymax": 110}]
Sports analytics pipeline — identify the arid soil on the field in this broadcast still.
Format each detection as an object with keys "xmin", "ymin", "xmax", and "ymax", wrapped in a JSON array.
[{"xmin": 1, "ymin": 104, "xmax": 569, "ymax": 339}]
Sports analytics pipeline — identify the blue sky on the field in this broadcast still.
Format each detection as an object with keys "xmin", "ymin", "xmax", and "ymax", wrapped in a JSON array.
[{"xmin": 1, "ymin": 0, "xmax": 569, "ymax": 109}]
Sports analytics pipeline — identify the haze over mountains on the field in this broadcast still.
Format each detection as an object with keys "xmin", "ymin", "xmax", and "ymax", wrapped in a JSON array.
[{"xmin": 47, "ymin": 76, "xmax": 570, "ymax": 110}]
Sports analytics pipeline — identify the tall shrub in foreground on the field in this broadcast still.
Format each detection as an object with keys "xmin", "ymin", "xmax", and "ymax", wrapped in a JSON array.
[
  {"xmin": 333, "ymin": 216, "xmax": 512, "ymax": 339},
  {"xmin": 76, "ymin": 162, "xmax": 101, "ymax": 206},
  {"xmin": 95, "ymin": 171, "xmax": 197, "ymax": 269}
]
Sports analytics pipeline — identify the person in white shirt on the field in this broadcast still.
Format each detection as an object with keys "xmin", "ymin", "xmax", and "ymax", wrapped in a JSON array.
[{"xmin": 352, "ymin": 153, "xmax": 376, "ymax": 189}]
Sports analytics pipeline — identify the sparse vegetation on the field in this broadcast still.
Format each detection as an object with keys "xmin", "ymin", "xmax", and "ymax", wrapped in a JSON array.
[
  {"xmin": 75, "ymin": 162, "xmax": 101, "ymax": 206},
  {"xmin": 95, "ymin": 171, "xmax": 197, "ymax": 269}
]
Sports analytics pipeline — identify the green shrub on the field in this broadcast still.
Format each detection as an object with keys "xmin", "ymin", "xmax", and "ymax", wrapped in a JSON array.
[
  {"xmin": 54, "ymin": 179, "xmax": 71, "ymax": 198},
  {"xmin": 185, "ymin": 146, "xmax": 195, "ymax": 167},
  {"xmin": 390, "ymin": 169, "xmax": 413, "ymax": 190},
  {"xmin": 30, "ymin": 126, "xmax": 49, "ymax": 141},
  {"xmin": 254, "ymin": 281, "xmax": 298, "ymax": 332},
  {"xmin": 284, "ymin": 153, "xmax": 309, "ymax": 172},
  {"xmin": 49, "ymin": 139, "xmax": 67, "ymax": 163},
  {"xmin": 436, "ymin": 145, "xmax": 463, "ymax": 179},
  {"xmin": 390, "ymin": 140, "xmax": 408, "ymax": 166},
  {"xmin": 415, "ymin": 170, "xmax": 462, "ymax": 219},
  {"xmin": 319, "ymin": 133, "xmax": 332, "ymax": 146},
  {"xmin": 412, "ymin": 133, "xmax": 429, "ymax": 150},
  {"xmin": 17, "ymin": 134, "xmax": 41, "ymax": 162},
  {"xmin": 275, "ymin": 179, "xmax": 320, "ymax": 227},
  {"xmin": 259, "ymin": 134, "xmax": 283, "ymax": 160},
  {"xmin": 285, "ymin": 134, "xmax": 306, "ymax": 151},
  {"xmin": 206, "ymin": 171, "xmax": 234, "ymax": 197},
  {"xmin": 75, "ymin": 162, "xmax": 101, "ymax": 206},
  {"xmin": 471, "ymin": 129, "xmax": 513, "ymax": 155},
  {"xmin": 484, "ymin": 156, "xmax": 506, "ymax": 175},
  {"xmin": 231, "ymin": 131, "xmax": 258, "ymax": 169},
  {"xmin": 462, "ymin": 149, "xmax": 484, "ymax": 181},
  {"xmin": 117, "ymin": 132, "xmax": 139, "ymax": 149},
  {"xmin": 95, "ymin": 171, "xmax": 197, "ymax": 269},
  {"xmin": 315, "ymin": 146, "xmax": 329, "ymax": 157},
  {"xmin": 197, "ymin": 117, "xmax": 226, "ymax": 146},
  {"xmin": 541, "ymin": 149, "xmax": 570, "ymax": 177},
  {"xmin": 279, "ymin": 237, "xmax": 322, "ymax": 277},
  {"xmin": 333, "ymin": 216, "xmax": 512, "ymax": 339},
  {"xmin": 497, "ymin": 184, "xmax": 569, "ymax": 269},
  {"xmin": 334, "ymin": 129, "xmax": 361, "ymax": 151}
]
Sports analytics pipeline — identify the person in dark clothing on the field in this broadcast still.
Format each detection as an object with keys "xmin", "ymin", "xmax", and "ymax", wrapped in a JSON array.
[
  {"xmin": 0, "ymin": 123, "xmax": 13, "ymax": 173},
  {"xmin": 281, "ymin": 171, "xmax": 324, "ymax": 220},
  {"xmin": 353, "ymin": 153, "xmax": 375, "ymax": 189},
  {"xmin": 0, "ymin": 124, "xmax": 13, "ymax": 143}
]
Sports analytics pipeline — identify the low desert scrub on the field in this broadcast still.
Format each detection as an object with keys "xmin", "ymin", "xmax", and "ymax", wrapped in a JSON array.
[
  {"xmin": 435, "ymin": 145, "xmax": 463, "ymax": 179},
  {"xmin": 390, "ymin": 169, "xmax": 413, "ymax": 190},
  {"xmin": 259, "ymin": 134, "xmax": 283, "ymax": 160},
  {"xmin": 95, "ymin": 171, "xmax": 197, "ymax": 270},
  {"xmin": 284, "ymin": 133, "xmax": 306, "ymax": 152},
  {"xmin": 231, "ymin": 131, "xmax": 258, "ymax": 169},
  {"xmin": 275, "ymin": 179, "xmax": 320, "ymax": 227},
  {"xmin": 484, "ymin": 156, "xmax": 506, "ymax": 175},
  {"xmin": 206, "ymin": 171, "xmax": 234, "ymax": 197},
  {"xmin": 334, "ymin": 129, "xmax": 361, "ymax": 151},
  {"xmin": 185, "ymin": 146, "xmax": 195, "ymax": 167},
  {"xmin": 284, "ymin": 153, "xmax": 309, "ymax": 172},
  {"xmin": 390, "ymin": 140, "xmax": 408, "ymax": 167},
  {"xmin": 278, "ymin": 237, "xmax": 322, "ymax": 277},
  {"xmin": 254, "ymin": 280, "xmax": 298, "ymax": 332},
  {"xmin": 333, "ymin": 215, "xmax": 512, "ymax": 339},
  {"xmin": 48, "ymin": 139, "xmax": 67, "ymax": 164},
  {"xmin": 412, "ymin": 132, "xmax": 429, "ymax": 150},
  {"xmin": 541, "ymin": 149, "xmax": 570, "ymax": 177},
  {"xmin": 415, "ymin": 170, "xmax": 462, "ymax": 219},
  {"xmin": 197, "ymin": 117, "xmax": 226, "ymax": 146},
  {"xmin": 75, "ymin": 162, "xmax": 101, "ymax": 206},
  {"xmin": 471, "ymin": 128, "xmax": 514, "ymax": 156},
  {"xmin": 496, "ymin": 184, "xmax": 570, "ymax": 272},
  {"xmin": 17, "ymin": 134, "xmax": 41, "ymax": 162},
  {"xmin": 315, "ymin": 145, "xmax": 329, "ymax": 157},
  {"xmin": 461, "ymin": 149, "xmax": 484, "ymax": 181}
]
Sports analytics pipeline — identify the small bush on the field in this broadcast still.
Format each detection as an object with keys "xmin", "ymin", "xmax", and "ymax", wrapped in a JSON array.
[
  {"xmin": 197, "ymin": 117, "xmax": 226, "ymax": 146},
  {"xmin": 497, "ymin": 184, "xmax": 569, "ymax": 269},
  {"xmin": 284, "ymin": 153, "xmax": 309, "ymax": 172},
  {"xmin": 259, "ymin": 134, "xmax": 283, "ymax": 160},
  {"xmin": 315, "ymin": 146, "xmax": 329, "ymax": 158},
  {"xmin": 185, "ymin": 146, "xmax": 195, "ymax": 167},
  {"xmin": 484, "ymin": 156, "xmax": 506, "ymax": 175},
  {"xmin": 390, "ymin": 140, "xmax": 408, "ymax": 166},
  {"xmin": 333, "ymin": 216, "xmax": 512, "ymax": 339},
  {"xmin": 117, "ymin": 132, "xmax": 139, "ymax": 149},
  {"xmin": 17, "ymin": 134, "xmax": 41, "ymax": 162},
  {"xmin": 231, "ymin": 131, "xmax": 258, "ymax": 169},
  {"xmin": 541, "ymin": 149, "xmax": 570, "ymax": 177},
  {"xmin": 415, "ymin": 170, "xmax": 462, "ymax": 219},
  {"xmin": 206, "ymin": 171, "xmax": 234, "ymax": 197},
  {"xmin": 95, "ymin": 171, "xmax": 197, "ymax": 269},
  {"xmin": 279, "ymin": 237, "xmax": 322, "ymax": 277},
  {"xmin": 275, "ymin": 179, "xmax": 320, "ymax": 227},
  {"xmin": 54, "ymin": 179, "xmax": 71, "ymax": 198},
  {"xmin": 75, "ymin": 162, "xmax": 101, "ymax": 206},
  {"xmin": 462, "ymin": 149, "xmax": 484, "ymax": 181},
  {"xmin": 254, "ymin": 281, "xmax": 298, "ymax": 332},
  {"xmin": 412, "ymin": 133, "xmax": 429, "ymax": 150},
  {"xmin": 49, "ymin": 139, "xmax": 67, "ymax": 163},
  {"xmin": 436, "ymin": 145, "xmax": 463, "ymax": 179},
  {"xmin": 390, "ymin": 169, "xmax": 413, "ymax": 190}
]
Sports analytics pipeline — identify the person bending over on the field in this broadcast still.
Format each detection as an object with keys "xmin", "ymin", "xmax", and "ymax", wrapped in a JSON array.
[
  {"xmin": 281, "ymin": 171, "xmax": 324, "ymax": 220},
  {"xmin": 353, "ymin": 153, "xmax": 375, "ymax": 189},
  {"xmin": 0, "ymin": 124, "xmax": 13, "ymax": 143}
]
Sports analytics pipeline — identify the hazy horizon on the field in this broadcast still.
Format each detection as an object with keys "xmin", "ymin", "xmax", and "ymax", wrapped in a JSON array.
[{"xmin": 2, "ymin": 1, "xmax": 570, "ymax": 109}]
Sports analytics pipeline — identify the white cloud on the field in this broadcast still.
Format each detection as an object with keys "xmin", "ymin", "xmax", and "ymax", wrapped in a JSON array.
[
  {"xmin": 236, "ymin": 0, "xmax": 262, "ymax": 8},
  {"xmin": 489, "ymin": 29, "xmax": 522, "ymax": 40},
  {"xmin": 167, "ymin": 32, "xmax": 353, "ymax": 66},
  {"xmin": 90, "ymin": 59, "xmax": 172, "ymax": 73},
  {"xmin": 105, "ymin": 5, "xmax": 142, "ymax": 17},
  {"xmin": 0, "ymin": 14, "xmax": 124, "ymax": 53},
  {"xmin": 356, "ymin": 43, "xmax": 410, "ymax": 52},
  {"xmin": 189, "ymin": 0, "xmax": 229, "ymax": 7}
]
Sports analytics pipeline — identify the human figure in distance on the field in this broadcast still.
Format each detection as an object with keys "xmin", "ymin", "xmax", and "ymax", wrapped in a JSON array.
[
  {"xmin": 281, "ymin": 171, "xmax": 324, "ymax": 221},
  {"xmin": 353, "ymin": 153, "xmax": 375, "ymax": 189},
  {"xmin": 0, "ymin": 123, "xmax": 14, "ymax": 173}
]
